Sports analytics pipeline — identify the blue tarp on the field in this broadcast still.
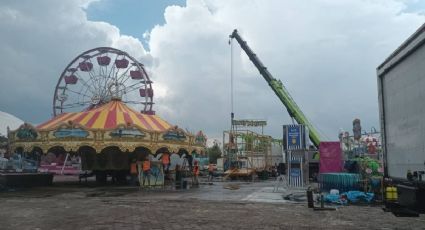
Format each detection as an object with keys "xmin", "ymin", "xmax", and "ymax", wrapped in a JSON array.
[
  {"xmin": 324, "ymin": 194, "xmax": 348, "ymax": 205},
  {"xmin": 344, "ymin": 191, "xmax": 374, "ymax": 203},
  {"xmin": 324, "ymin": 191, "xmax": 374, "ymax": 205}
]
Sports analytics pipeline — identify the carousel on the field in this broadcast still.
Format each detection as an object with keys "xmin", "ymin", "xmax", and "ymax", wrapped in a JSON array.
[{"xmin": 7, "ymin": 47, "xmax": 206, "ymax": 184}]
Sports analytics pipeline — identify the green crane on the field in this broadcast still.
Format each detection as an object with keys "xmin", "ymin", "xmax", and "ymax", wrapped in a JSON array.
[{"xmin": 229, "ymin": 29, "xmax": 321, "ymax": 148}]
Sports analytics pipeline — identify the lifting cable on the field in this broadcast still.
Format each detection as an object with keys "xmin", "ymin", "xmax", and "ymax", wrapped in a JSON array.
[{"xmin": 229, "ymin": 37, "xmax": 234, "ymax": 124}]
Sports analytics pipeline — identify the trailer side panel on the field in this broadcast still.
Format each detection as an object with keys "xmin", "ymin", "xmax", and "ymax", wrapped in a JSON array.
[{"xmin": 378, "ymin": 38, "xmax": 425, "ymax": 179}]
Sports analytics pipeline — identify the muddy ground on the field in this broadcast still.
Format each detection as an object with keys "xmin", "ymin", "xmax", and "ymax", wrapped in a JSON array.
[{"xmin": 0, "ymin": 179, "xmax": 424, "ymax": 229}]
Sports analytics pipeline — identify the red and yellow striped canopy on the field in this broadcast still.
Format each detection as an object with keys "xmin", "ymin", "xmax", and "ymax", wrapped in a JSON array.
[{"xmin": 37, "ymin": 100, "xmax": 172, "ymax": 132}]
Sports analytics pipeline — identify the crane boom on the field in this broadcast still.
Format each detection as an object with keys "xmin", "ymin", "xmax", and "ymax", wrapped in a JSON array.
[{"xmin": 229, "ymin": 29, "xmax": 321, "ymax": 148}]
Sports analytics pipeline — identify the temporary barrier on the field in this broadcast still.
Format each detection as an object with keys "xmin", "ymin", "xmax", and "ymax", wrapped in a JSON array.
[{"xmin": 288, "ymin": 155, "xmax": 304, "ymax": 187}]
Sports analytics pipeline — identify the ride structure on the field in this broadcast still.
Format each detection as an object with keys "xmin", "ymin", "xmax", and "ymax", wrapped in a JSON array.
[
  {"xmin": 223, "ymin": 129, "xmax": 272, "ymax": 168},
  {"xmin": 229, "ymin": 29, "xmax": 321, "ymax": 148},
  {"xmin": 8, "ymin": 47, "xmax": 207, "ymax": 183},
  {"xmin": 53, "ymin": 47, "xmax": 154, "ymax": 116}
]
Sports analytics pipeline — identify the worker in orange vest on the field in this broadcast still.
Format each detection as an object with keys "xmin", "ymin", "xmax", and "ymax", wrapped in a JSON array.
[
  {"xmin": 160, "ymin": 152, "xmax": 170, "ymax": 173},
  {"xmin": 208, "ymin": 163, "xmax": 215, "ymax": 182},
  {"xmin": 142, "ymin": 158, "xmax": 151, "ymax": 186},
  {"xmin": 193, "ymin": 160, "xmax": 200, "ymax": 186},
  {"xmin": 130, "ymin": 158, "xmax": 141, "ymax": 186},
  {"xmin": 130, "ymin": 160, "xmax": 137, "ymax": 175},
  {"xmin": 130, "ymin": 159, "xmax": 137, "ymax": 184}
]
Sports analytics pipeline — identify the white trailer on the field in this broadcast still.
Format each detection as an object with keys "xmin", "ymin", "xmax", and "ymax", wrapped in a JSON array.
[
  {"xmin": 247, "ymin": 156, "xmax": 266, "ymax": 170},
  {"xmin": 377, "ymin": 23, "xmax": 425, "ymax": 212}
]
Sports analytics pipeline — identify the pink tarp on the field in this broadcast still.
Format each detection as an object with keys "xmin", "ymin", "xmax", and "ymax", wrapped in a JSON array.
[{"xmin": 319, "ymin": 141, "xmax": 343, "ymax": 173}]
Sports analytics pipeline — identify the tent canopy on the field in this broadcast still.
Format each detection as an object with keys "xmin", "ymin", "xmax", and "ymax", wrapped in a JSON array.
[{"xmin": 37, "ymin": 100, "xmax": 171, "ymax": 132}]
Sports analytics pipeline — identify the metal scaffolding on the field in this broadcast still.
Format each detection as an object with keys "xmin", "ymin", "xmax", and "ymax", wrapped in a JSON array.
[{"xmin": 222, "ymin": 129, "xmax": 272, "ymax": 171}]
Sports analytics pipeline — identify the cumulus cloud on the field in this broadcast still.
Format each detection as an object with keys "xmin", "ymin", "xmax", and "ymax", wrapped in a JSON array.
[
  {"xmin": 0, "ymin": 0, "xmax": 424, "ymax": 145},
  {"xmin": 148, "ymin": 0, "xmax": 425, "ymax": 142},
  {"xmin": 0, "ymin": 0, "xmax": 148, "ymax": 123}
]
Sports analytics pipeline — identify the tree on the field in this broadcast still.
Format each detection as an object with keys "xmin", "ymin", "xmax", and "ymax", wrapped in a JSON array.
[
  {"xmin": 0, "ymin": 135, "xmax": 7, "ymax": 143},
  {"xmin": 207, "ymin": 142, "xmax": 222, "ymax": 164}
]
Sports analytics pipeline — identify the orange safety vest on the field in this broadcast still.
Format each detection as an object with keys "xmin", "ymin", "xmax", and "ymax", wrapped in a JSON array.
[
  {"xmin": 162, "ymin": 153, "xmax": 170, "ymax": 164},
  {"xmin": 143, "ymin": 160, "xmax": 151, "ymax": 171}
]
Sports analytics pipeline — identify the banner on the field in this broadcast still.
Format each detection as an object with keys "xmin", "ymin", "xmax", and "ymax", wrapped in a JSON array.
[
  {"xmin": 232, "ymin": 119, "xmax": 267, "ymax": 127},
  {"xmin": 319, "ymin": 142, "xmax": 343, "ymax": 173},
  {"xmin": 283, "ymin": 124, "xmax": 306, "ymax": 150}
]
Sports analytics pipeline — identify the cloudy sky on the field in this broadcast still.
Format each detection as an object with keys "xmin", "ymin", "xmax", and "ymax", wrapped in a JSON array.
[{"xmin": 0, "ymin": 0, "xmax": 424, "ymax": 143}]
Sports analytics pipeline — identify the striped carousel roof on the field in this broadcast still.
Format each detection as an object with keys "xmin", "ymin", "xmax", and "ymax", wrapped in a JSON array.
[{"xmin": 37, "ymin": 100, "xmax": 172, "ymax": 132}]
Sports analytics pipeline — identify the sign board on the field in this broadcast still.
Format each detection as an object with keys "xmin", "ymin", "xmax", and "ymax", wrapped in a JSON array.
[
  {"xmin": 283, "ymin": 125, "xmax": 306, "ymax": 150},
  {"xmin": 110, "ymin": 128, "xmax": 145, "ymax": 138},
  {"xmin": 163, "ymin": 131, "xmax": 186, "ymax": 141},
  {"xmin": 54, "ymin": 128, "xmax": 89, "ymax": 138},
  {"xmin": 290, "ymin": 168, "xmax": 301, "ymax": 177},
  {"xmin": 232, "ymin": 119, "xmax": 267, "ymax": 127}
]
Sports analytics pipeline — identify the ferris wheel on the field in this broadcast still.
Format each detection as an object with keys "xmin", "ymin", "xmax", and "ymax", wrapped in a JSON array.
[{"xmin": 53, "ymin": 47, "xmax": 154, "ymax": 116}]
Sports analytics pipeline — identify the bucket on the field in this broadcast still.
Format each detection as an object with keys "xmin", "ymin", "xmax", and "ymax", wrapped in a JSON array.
[{"xmin": 385, "ymin": 186, "xmax": 398, "ymax": 201}]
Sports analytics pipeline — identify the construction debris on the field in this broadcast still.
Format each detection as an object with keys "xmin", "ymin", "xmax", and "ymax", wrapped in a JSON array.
[{"xmin": 223, "ymin": 184, "xmax": 240, "ymax": 190}]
